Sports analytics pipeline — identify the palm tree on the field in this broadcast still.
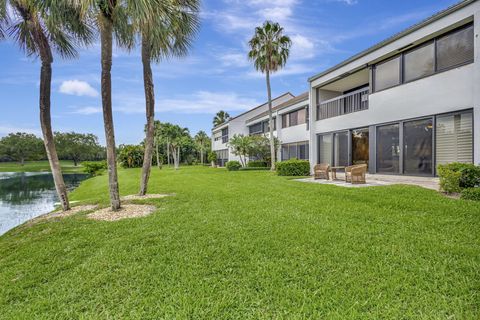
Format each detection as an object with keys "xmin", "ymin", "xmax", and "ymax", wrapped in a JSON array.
[
  {"xmin": 248, "ymin": 21, "xmax": 291, "ymax": 171},
  {"xmin": 2, "ymin": 0, "xmax": 92, "ymax": 211},
  {"xmin": 137, "ymin": 0, "xmax": 199, "ymax": 196},
  {"xmin": 213, "ymin": 111, "xmax": 230, "ymax": 127},
  {"xmin": 78, "ymin": 0, "xmax": 139, "ymax": 210},
  {"xmin": 194, "ymin": 131, "xmax": 209, "ymax": 164}
]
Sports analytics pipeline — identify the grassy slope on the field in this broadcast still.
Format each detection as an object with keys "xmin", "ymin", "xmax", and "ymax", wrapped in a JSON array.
[
  {"xmin": 0, "ymin": 160, "xmax": 84, "ymax": 173},
  {"xmin": 0, "ymin": 166, "xmax": 479, "ymax": 319}
]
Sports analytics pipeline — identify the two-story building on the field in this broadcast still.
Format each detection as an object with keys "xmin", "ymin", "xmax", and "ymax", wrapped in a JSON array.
[
  {"xmin": 212, "ymin": 0, "xmax": 479, "ymax": 175},
  {"xmin": 308, "ymin": 0, "xmax": 479, "ymax": 176}
]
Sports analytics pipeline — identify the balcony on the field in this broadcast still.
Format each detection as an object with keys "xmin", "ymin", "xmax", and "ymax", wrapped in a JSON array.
[{"xmin": 317, "ymin": 87, "xmax": 369, "ymax": 120}]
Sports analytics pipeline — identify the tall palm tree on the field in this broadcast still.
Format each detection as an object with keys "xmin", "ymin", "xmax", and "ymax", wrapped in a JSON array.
[
  {"xmin": 2, "ymin": 0, "xmax": 92, "ymax": 211},
  {"xmin": 137, "ymin": 0, "xmax": 199, "ymax": 196},
  {"xmin": 194, "ymin": 130, "xmax": 209, "ymax": 164},
  {"xmin": 213, "ymin": 110, "xmax": 230, "ymax": 127},
  {"xmin": 248, "ymin": 21, "xmax": 291, "ymax": 171},
  {"xmin": 79, "ymin": 0, "xmax": 140, "ymax": 210}
]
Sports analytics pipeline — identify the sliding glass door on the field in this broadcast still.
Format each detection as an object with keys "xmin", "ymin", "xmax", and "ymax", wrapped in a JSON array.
[
  {"xmin": 351, "ymin": 128, "xmax": 369, "ymax": 167},
  {"xmin": 403, "ymin": 119, "xmax": 433, "ymax": 175},
  {"xmin": 334, "ymin": 132, "xmax": 349, "ymax": 166},
  {"xmin": 376, "ymin": 124, "xmax": 400, "ymax": 173},
  {"xmin": 319, "ymin": 134, "xmax": 332, "ymax": 164}
]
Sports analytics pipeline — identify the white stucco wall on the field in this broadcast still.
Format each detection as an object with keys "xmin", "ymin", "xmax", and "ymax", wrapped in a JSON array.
[
  {"xmin": 313, "ymin": 64, "xmax": 475, "ymax": 134},
  {"xmin": 474, "ymin": 9, "xmax": 480, "ymax": 165}
]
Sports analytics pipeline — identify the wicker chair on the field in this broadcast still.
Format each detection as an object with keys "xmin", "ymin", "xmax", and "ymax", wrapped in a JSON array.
[
  {"xmin": 345, "ymin": 164, "xmax": 367, "ymax": 184},
  {"xmin": 314, "ymin": 163, "xmax": 330, "ymax": 180}
]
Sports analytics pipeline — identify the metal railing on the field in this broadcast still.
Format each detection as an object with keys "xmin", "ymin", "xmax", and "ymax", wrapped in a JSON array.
[{"xmin": 317, "ymin": 87, "xmax": 369, "ymax": 120}]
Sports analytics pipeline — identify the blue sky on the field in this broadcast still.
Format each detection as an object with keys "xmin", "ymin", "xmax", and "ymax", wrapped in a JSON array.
[{"xmin": 0, "ymin": 0, "xmax": 459, "ymax": 145}]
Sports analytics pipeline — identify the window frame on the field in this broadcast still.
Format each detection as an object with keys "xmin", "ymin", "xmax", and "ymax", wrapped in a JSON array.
[{"xmin": 373, "ymin": 22, "xmax": 474, "ymax": 93}]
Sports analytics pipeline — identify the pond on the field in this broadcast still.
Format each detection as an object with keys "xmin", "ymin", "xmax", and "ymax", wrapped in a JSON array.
[{"xmin": 0, "ymin": 172, "xmax": 88, "ymax": 235}]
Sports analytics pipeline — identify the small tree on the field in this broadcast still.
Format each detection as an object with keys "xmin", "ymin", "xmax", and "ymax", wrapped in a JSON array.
[
  {"xmin": 194, "ymin": 131, "xmax": 209, "ymax": 164},
  {"xmin": 228, "ymin": 134, "xmax": 251, "ymax": 167},
  {"xmin": 0, "ymin": 133, "xmax": 44, "ymax": 165},
  {"xmin": 248, "ymin": 135, "xmax": 280, "ymax": 165},
  {"xmin": 55, "ymin": 132, "xmax": 103, "ymax": 166},
  {"xmin": 208, "ymin": 151, "xmax": 217, "ymax": 167}
]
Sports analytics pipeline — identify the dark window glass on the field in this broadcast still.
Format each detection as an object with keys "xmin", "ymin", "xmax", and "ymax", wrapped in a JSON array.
[
  {"xmin": 334, "ymin": 132, "xmax": 349, "ymax": 166},
  {"xmin": 298, "ymin": 143, "xmax": 306, "ymax": 160},
  {"xmin": 403, "ymin": 119, "xmax": 433, "ymax": 175},
  {"xmin": 404, "ymin": 42, "xmax": 434, "ymax": 82},
  {"xmin": 281, "ymin": 145, "xmax": 288, "ymax": 161},
  {"xmin": 249, "ymin": 122, "xmax": 262, "ymax": 135},
  {"xmin": 351, "ymin": 128, "xmax": 369, "ymax": 167},
  {"xmin": 376, "ymin": 124, "xmax": 400, "ymax": 173},
  {"xmin": 282, "ymin": 114, "xmax": 288, "ymax": 128},
  {"xmin": 290, "ymin": 111, "xmax": 298, "ymax": 126},
  {"xmin": 374, "ymin": 56, "xmax": 400, "ymax": 91},
  {"xmin": 288, "ymin": 144, "xmax": 297, "ymax": 159},
  {"xmin": 437, "ymin": 24, "xmax": 474, "ymax": 71}
]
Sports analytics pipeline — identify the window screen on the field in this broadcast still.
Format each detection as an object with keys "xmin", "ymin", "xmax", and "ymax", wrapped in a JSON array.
[
  {"xmin": 436, "ymin": 24, "xmax": 474, "ymax": 71},
  {"xmin": 404, "ymin": 42, "xmax": 434, "ymax": 82},
  {"xmin": 374, "ymin": 56, "xmax": 400, "ymax": 91}
]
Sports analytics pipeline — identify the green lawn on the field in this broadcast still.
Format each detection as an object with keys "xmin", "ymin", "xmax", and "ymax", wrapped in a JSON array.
[
  {"xmin": 0, "ymin": 160, "xmax": 85, "ymax": 173},
  {"xmin": 0, "ymin": 166, "xmax": 479, "ymax": 319}
]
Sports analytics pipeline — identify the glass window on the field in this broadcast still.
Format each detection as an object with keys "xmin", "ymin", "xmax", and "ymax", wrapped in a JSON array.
[
  {"xmin": 290, "ymin": 111, "xmax": 298, "ymax": 126},
  {"xmin": 319, "ymin": 134, "xmax": 332, "ymax": 165},
  {"xmin": 376, "ymin": 124, "xmax": 400, "ymax": 173},
  {"xmin": 297, "ymin": 109, "xmax": 306, "ymax": 125},
  {"xmin": 282, "ymin": 114, "xmax": 288, "ymax": 128},
  {"xmin": 281, "ymin": 145, "xmax": 289, "ymax": 161},
  {"xmin": 436, "ymin": 111, "xmax": 473, "ymax": 165},
  {"xmin": 436, "ymin": 24, "xmax": 474, "ymax": 71},
  {"xmin": 374, "ymin": 56, "xmax": 400, "ymax": 91},
  {"xmin": 334, "ymin": 132, "xmax": 349, "ymax": 167},
  {"xmin": 404, "ymin": 42, "xmax": 434, "ymax": 82},
  {"xmin": 249, "ymin": 122, "xmax": 262, "ymax": 135},
  {"xmin": 351, "ymin": 128, "xmax": 369, "ymax": 167},
  {"xmin": 298, "ymin": 143, "xmax": 309, "ymax": 160},
  {"xmin": 288, "ymin": 144, "xmax": 297, "ymax": 159},
  {"xmin": 403, "ymin": 119, "xmax": 433, "ymax": 175}
]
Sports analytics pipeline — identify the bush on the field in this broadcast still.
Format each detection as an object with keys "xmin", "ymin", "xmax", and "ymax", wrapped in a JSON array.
[
  {"xmin": 226, "ymin": 160, "xmax": 241, "ymax": 171},
  {"xmin": 247, "ymin": 160, "xmax": 268, "ymax": 168},
  {"xmin": 239, "ymin": 167, "xmax": 270, "ymax": 171},
  {"xmin": 438, "ymin": 162, "xmax": 480, "ymax": 193},
  {"xmin": 82, "ymin": 161, "xmax": 107, "ymax": 176},
  {"xmin": 461, "ymin": 188, "xmax": 480, "ymax": 201},
  {"xmin": 276, "ymin": 159, "xmax": 310, "ymax": 176},
  {"xmin": 118, "ymin": 145, "xmax": 144, "ymax": 168}
]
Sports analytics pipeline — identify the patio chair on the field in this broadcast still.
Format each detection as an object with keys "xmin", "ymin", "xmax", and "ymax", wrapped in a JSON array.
[
  {"xmin": 345, "ymin": 164, "xmax": 367, "ymax": 184},
  {"xmin": 314, "ymin": 163, "xmax": 330, "ymax": 180}
]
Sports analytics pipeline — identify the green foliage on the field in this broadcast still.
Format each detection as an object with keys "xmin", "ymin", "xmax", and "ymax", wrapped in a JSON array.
[
  {"xmin": 207, "ymin": 151, "xmax": 217, "ymax": 163},
  {"xmin": 276, "ymin": 159, "xmax": 310, "ymax": 176},
  {"xmin": 228, "ymin": 134, "xmax": 251, "ymax": 167},
  {"xmin": 213, "ymin": 111, "xmax": 230, "ymax": 127},
  {"xmin": 0, "ymin": 132, "xmax": 45, "ymax": 164},
  {"xmin": 247, "ymin": 135, "xmax": 279, "ymax": 164},
  {"xmin": 55, "ymin": 132, "xmax": 104, "ymax": 166},
  {"xmin": 82, "ymin": 161, "xmax": 107, "ymax": 176},
  {"xmin": 438, "ymin": 163, "xmax": 480, "ymax": 193},
  {"xmin": 226, "ymin": 160, "xmax": 241, "ymax": 171},
  {"xmin": 118, "ymin": 145, "xmax": 144, "ymax": 168},
  {"xmin": 239, "ymin": 167, "xmax": 270, "ymax": 171},
  {"xmin": 247, "ymin": 160, "xmax": 267, "ymax": 168},
  {"xmin": 461, "ymin": 188, "xmax": 480, "ymax": 201}
]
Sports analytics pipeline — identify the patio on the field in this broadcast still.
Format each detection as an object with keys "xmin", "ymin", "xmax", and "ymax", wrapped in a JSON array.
[{"xmin": 297, "ymin": 173, "xmax": 440, "ymax": 190}]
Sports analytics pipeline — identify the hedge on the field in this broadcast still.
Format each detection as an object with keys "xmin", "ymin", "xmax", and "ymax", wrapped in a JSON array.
[
  {"xmin": 226, "ymin": 161, "xmax": 242, "ymax": 171},
  {"xmin": 438, "ymin": 162, "xmax": 480, "ymax": 193},
  {"xmin": 247, "ymin": 160, "xmax": 268, "ymax": 168},
  {"xmin": 461, "ymin": 188, "xmax": 480, "ymax": 201},
  {"xmin": 276, "ymin": 159, "xmax": 310, "ymax": 176},
  {"xmin": 239, "ymin": 167, "xmax": 270, "ymax": 171},
  {"xmin": 82, "ymin": 161, "xmax": 107, "ymax": 176}
]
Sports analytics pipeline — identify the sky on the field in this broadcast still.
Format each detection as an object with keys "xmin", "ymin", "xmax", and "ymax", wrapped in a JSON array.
[{"xmin": 0, "ymin": 0, "xmax": 460, "ymax": 145}]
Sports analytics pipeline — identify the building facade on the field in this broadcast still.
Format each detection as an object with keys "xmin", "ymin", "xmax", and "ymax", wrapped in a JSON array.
[{"xmin": 212, "ymin": 0, "xmax": 479, "ymax": 175}]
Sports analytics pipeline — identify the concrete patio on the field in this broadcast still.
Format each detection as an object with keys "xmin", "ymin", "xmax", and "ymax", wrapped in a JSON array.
[{"xmin": 296, "ymin": 173, "xmax": 440, "ymax": 190}]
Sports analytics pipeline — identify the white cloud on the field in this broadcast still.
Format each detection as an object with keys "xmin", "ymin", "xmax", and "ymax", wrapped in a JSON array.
[
  {"xmin": 112, "ymin": 91, "xmax": 260, "ymax": 115},
  {"xmin": 333, "ymin": 0, "xmax": 358, "ymax": 5},
  {"xmin": 0, "ymin": 125, "xmax": 41, "ymax": 136},
  {"xmin": 59, "ymin": 80, "xmax": 99, "ymax": 97},
  {"xmin": 71, "ymin": 106, "xmax": 102, "ymax": 115},
  {"xmin": 217, "ymin": 52, "xmax": 250, "ymax": 68}
]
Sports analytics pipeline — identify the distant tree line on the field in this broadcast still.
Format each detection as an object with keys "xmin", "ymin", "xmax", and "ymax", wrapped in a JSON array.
[{"xmin": 0, "ymin": 132, "xmax": 105, "ymax": 165}]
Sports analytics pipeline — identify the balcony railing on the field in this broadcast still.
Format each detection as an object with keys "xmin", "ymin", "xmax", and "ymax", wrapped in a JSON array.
[{"xmin": 317, "ymin": 87, "xmax": 369, "ymax": 120}]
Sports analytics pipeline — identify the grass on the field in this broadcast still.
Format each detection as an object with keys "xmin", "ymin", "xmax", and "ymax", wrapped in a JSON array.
[
  {"xmin": 0, "ymin": 160, "xmax": 86, "ymax": 173},
  {"xmin": 0, "ymin": 166, "xmax": 479, "ymax": 319}
]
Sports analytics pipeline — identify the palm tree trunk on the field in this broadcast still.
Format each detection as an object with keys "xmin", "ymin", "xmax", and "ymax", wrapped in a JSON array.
[
  {"xmin": 200, "ymin": 146, "xmax": 204, "ymax": 164},
  {"xmin": 100, "ymin": 17, "xmax": 121, "ymax": 210},
  {"xmin": 167, "ymin": 140, "xmax": 170, "ymax": 166},
  {"xmin": 36, "ymin": 27, "xmax": 70, "ymax": 211},
  {"xmin": 139, "ymin": 35, "xmax": 155, "ymax": 196},
  {"xmin": 155, "ymin": 138, "xmax": 161, "ymax": 169},
  {"xmin": 266, "ymin": 69, "xmax": 275, "ymax": 170}
]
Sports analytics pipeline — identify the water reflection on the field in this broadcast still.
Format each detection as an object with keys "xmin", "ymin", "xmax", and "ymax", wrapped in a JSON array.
[{"xmin": 0, "ymin": 172, "xmax": 88, "ymax": 235}]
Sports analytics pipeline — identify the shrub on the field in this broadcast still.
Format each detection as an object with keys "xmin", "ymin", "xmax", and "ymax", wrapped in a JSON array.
[
  {"xmin": 226, "ymin": 160, "xmax": 241, "ymax": 171},
  {"xmin": 461, "ymin": 188, "xmax": 480, "ymax": 201},
  {"xmin": 276, "ymin": 159, "xmax": 310, "ymax": 176},
  {"xmin": 82, "ymin": 161, "xmax": 107, "ymax": 176},
  {"xmin": 247, "ymin": 160, "xmax": 267, "ymax": 168},
  {"xmin": 207, "ymin": 151, "xmax": 217, "ymax": 164},
  {"xmin": 438, "ymin": 162, "xmax": 480, "ymax": 193},
  {"xmin": 118, "ymin": 145, "xmax": 144, "ymax": 168},
  {"xmin": 239, "ymin": 167, "xmax": 270, "ymax": 171}
]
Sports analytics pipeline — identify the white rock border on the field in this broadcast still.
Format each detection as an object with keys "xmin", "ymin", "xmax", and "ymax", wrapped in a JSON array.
[{"xmin": 87, "ymin": 204, "xmax": 157, "ymax": 221}]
